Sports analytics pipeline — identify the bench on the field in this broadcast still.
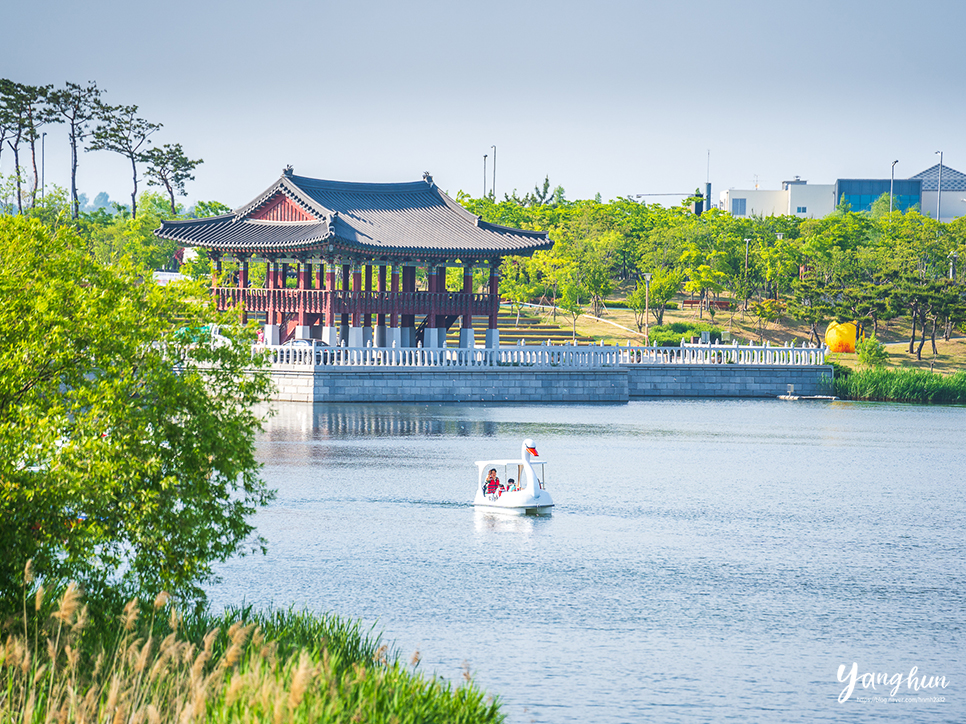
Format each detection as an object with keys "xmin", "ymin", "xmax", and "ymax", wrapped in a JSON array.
[{"xmin": 681, "ymin": 299, "xmax": 731, "ymax": 310}]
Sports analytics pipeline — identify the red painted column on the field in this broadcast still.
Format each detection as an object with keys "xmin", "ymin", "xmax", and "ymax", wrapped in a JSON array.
[
  {"xmin": 317, "ymin": 263, "xmax": 324, "ymax": 290},
  {"xmin": 265, "ymin": 260, "xmax": 275, "ymax": 326},
  {"xmin": 238, "ymin": 259, "xmax": 249, "ymax": 325},
  {"xmin": 363, "ymin": 263, "xmax": 373, "ymax": 330},
  {"xmin": 401, "ymin": 265, "xmax": 415, "ymax": 331},
  {"xmin": 377, "ymin": 264, "xmax": 387, "ymax": 328},
  {"xmin": 297, "ymin": 263, "xmax": 307, "ymax": 326},
  {"xmin": 351, "ymin": 263, "xmax": 362, "ymax": 328},
  {"xmin": 390, "ymin": 264, "xmax": 400, "ymax": 329},
  {"xmin": 341, "ymin": 263, "xmax": 351, "ymax": 331},
  {"xmin": 325, "ymin": 263, "xmax": 337, "ymax": 328}
]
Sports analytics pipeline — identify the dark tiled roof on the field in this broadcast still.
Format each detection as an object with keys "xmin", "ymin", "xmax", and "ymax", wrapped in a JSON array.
[
  {"xmin": 910, "ymin": 163, "xmax": 966, "ymax": 192},
  {"xmin": 156, "ymin": 214, "xmax": 331, "ymax": 252},
  {"xmin": 156, "ymin": 172, "xmax": 552, "ymax": 259}
]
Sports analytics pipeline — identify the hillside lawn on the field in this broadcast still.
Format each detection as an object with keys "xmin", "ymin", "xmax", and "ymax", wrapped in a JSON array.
[{"xmin": 522, "ymin": 286, "xmax": 966, "ymax": 376}]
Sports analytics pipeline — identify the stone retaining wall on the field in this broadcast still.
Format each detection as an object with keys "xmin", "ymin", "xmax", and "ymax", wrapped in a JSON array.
[
  {"xmin": 271, "ymin": 367, "xmax": 628, "ymax": 403},
  {"xmin": 268, "ymin": 364, "xmax": 834, "ymax": 403},
  {"xmin": 625, "ymin": 364, "xmax": 833, "ymax": 398}
]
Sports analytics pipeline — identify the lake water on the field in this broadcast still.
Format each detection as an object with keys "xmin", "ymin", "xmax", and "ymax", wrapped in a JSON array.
[{"xmin": 207, "ymin": 399, "xmax": 965, "ymax": 723}]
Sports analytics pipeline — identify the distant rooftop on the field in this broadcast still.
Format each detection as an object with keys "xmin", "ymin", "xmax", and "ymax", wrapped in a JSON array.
[{"xmin": 910, "ymin": 163, "xmax": 966, "ymax": 192}]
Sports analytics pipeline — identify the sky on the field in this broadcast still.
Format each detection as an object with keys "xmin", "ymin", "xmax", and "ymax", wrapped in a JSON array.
[{"xmin": 3, "ymin": 0, "xmax": 966, "ymax": 211}]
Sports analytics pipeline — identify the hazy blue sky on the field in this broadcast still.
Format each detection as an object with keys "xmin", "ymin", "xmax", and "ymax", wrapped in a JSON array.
[{"xmin": 4, "ymin": 0, "xmax": 965, "ymax": 209}]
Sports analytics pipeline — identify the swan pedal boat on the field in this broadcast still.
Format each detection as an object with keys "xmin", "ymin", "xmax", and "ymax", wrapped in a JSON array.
[{"xmin": 474, "ymin": 439, "xmax": 554, "ymax": 516}]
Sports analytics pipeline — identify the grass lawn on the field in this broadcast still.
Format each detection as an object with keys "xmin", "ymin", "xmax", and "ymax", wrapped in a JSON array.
[{"xmin": 527, "ymin": 287, "xmax": 966, "ymax": 375}]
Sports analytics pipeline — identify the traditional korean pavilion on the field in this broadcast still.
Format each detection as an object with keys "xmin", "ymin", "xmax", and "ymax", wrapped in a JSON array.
[{"xmin": 155, "ymin": 168, "xmax": 552, "ymax": 347}]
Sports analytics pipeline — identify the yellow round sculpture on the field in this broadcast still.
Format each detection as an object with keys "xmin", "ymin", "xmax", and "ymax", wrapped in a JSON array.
[{"xmin": 825, "ymin": 321, "xmax": 857, "ymax": 353}]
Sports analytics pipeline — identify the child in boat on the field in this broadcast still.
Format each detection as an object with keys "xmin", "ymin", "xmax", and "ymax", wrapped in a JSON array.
[
  {"xmin": 506, "ymin": 478, "xmax": 517, "ymax": 492},
  {"xmin": 484, "ymin": 468, "xmax": 504, "ymax": 496}
]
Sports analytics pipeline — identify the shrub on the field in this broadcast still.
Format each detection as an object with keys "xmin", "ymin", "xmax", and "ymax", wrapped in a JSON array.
[{"xmin": 856, "ymin": 334, "xmax": 889, "ymax": 369}]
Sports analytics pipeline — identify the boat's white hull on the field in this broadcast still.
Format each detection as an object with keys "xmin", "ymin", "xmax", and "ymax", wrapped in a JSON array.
[{"xmin": 473, "ymin": 489, "xmax": 554, "ymax": 515}]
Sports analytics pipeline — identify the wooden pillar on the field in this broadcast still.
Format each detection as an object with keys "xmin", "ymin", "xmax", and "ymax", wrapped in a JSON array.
[
  {"xmin": 238, "ymin": 259, "xmax": 248, "ymax": 326},
  {"xmin": 377, "ymin": 264, "xmax": 387, "ymax": 328},
  {"xmin": 351, "ymin": 264, "xmax": 362, "ymax": 328},
  {"xmin": 340, "ymin": 263, "xmax": 350, "ymax": 334},
  {"xmin": 390, "ymin": 264, "xmax": 400, "ymax": 329},
  {"xmin": 401, "ymin": 265, "xmax": 415, "ymax": 346},
  {"xmin": 325, "ymin": 264, "xmax": 337, "ymax": 328},
  {"xmin": 363, "ymin": 263, "xmax": 373, "ymax": 329},
  {"xmin": 297, "ymin": 262, "xmax": 308, "ymax": 327}
]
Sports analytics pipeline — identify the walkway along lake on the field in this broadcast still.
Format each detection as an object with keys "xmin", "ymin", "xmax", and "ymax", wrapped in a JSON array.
[
  {"xmin": 207, "ymin": 399, "xmax": 965, "ymax": 724},
  {"xmin": 262, "ymin": 341, "xmax": 832, "ymax": 402}
]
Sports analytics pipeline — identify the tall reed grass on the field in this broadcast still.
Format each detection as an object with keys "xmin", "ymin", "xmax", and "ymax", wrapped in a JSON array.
[
  {"xmin": 1, "ymin": 565, "xmax": 504, "ymax": 723},
  {"xmin": 832, "ymin": 368, "xmax": 966, "ymax": 404}
]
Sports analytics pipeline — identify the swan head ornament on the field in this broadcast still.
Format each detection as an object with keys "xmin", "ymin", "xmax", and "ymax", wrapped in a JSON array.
[{"xmin": 523, "ymin": 438, "xmax": 539, "ymax": 458}]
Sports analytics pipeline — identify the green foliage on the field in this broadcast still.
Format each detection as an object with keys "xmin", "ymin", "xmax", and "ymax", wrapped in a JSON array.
[
  {"xmin": 88, "ymin": 103, "xmax": 162, "ymax": 219},
  {"xmin": 826, "ymin": 359, "xmax": 853, "ymax": 381},
  {"xmin": 193, "ymin": 200, "xmax": 232, "ymax": 218},
  {"xmin": 834, "ymin": 369, "xmax": 966, "ymax": 404},
  {"xmin": 0, "ymin": 216, "xmax": 274, "ymax": 609},
  {"xmin": 2, "ymin": 583, "xmax": 505, "ymax": 724},
  {"xmin": 87, "ymin": 191, "xmax": 183, "ymax": 270},
  {"xmin": 648, "ymin": 321, "xmax": 723, "ymax": 347},
  {"xmin": 141, "ymin": 142, "xmax": 203, "ymax": 214},
  {"xmin": 855, "ymin": 334, "xmax": 889, "ymax": 369}
]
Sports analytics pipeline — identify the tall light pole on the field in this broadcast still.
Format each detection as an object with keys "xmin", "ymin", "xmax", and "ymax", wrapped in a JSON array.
[
  {"xmin": 491, "ymin": 145, "xmax": 497, "ymax": 201},
  {"xmin": 890, "ymin": 159, "xmax": 898, "ymax": 216},
  {"xmin": 936, "ymin": 150, "xmax": 944, "ymax": 221},
  {"xmin": 483, "ymin": 154, "xmax": 487, "ymax": 198},
  {"xmin": 644, "ymin": 273, "xmax": 652, "ymax": 347}
]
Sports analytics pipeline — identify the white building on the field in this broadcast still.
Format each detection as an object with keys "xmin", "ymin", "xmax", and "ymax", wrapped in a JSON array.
[
  {"xmin": 719, "ymin": 178, "xmax": 835, "ymax": 219},
  {"xmin": 719, "ymin": 164, "xmax": 966, "ymax": 221}
]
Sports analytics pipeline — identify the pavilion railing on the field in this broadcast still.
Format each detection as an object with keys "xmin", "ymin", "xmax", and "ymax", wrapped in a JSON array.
[
  {"xmin": 214, "ymin": 288, "xmax": 492, "ymax": 316},
  {"xmin": 262, "ymin": 341, "xmax": 828, "ymax": 369}
]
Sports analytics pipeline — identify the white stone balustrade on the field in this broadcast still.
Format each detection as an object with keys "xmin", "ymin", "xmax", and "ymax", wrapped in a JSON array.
[{"xmin": 260, "ymin": 340, "xmax": 828, "ymax": 369}]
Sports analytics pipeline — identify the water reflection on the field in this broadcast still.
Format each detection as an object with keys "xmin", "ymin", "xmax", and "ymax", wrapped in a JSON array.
[
  {"xmin": 215, "ymin": 399, "xmax": 966, "ymax": 724},
  {"xmin": 261, "ymin": 403, "xmax": 501, "ymax": 441},
  {"xmin": 473, "ymin": 509, "xmax": 541, "ymax": 535}
]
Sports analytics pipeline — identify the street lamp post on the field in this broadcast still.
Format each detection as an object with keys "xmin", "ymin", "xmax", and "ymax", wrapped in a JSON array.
[
  {"xmin": 890, "ymin": 159, "xmax": 898, "ymax": 216},
  {"xmin": 483, "ymin": 154, "xmax": 487, "ymax": 198},
  {"xmin": 644, "ymin": 273, "xmax": 652, "ymax": 347},
  {"xmin": 936, "ymin": 151, "xmax": 944, "ymax": 221},
  {"xmin": 491, "ymin": 145, "xmax": 496, "ymax": 200}
]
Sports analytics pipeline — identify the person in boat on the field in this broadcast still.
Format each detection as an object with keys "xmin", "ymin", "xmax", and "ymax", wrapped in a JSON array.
[
  {"xmin": 506, "ymin": 478, "xmax": 517, "ymax": 492},
  {"xmin": 485, "ymin": 468, "xmax": 504, "ymax": 496}
]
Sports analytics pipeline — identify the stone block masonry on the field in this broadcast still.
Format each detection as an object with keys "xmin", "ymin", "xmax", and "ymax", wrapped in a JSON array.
[
  {"xmin": 625, "ymin": 365, "xmax": 833, "ymax": 398},
  {"xmin": 268, "ymin": 364, "xmax": 834, "ymax": 403}
]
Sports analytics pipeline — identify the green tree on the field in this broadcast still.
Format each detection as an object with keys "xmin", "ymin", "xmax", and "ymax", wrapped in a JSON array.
[
  {"xmin": 88, "ymin": 191, "xmax": 182, "ymax": 270},
  {"xmin": 0, "ymin": 80, "xmax": 50, "ymax": 212},
  {"xmin": 856, "ymin": 334, "xmax": 888, "ymax": 369},
  {"xmin": 46, "ymin": 81, "xmax": 103, "ymax": 219},
  {"xmin": 558, "ymin": 271, "xmax": 585, "ymax": 341},
  {"xmin": 0, "ymin": 216, "xmax": 273, "ymax": 608},
  {"xmin": 193, "ymin": 200, "xmax": 232, "ymax": 218},
  {"xmin": 89, "ymin": 103, "xmax": 162, "ymax": 219},
  {"xmin": 142, "ymin": 143, "xmax": 203, "ymax": 214},
  {"xmin": 788, "ymin": 273, "xmax": 832, "ymax": 345}
]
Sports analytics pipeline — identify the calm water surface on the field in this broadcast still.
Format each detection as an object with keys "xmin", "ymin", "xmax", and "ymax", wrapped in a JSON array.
[{"xmin": 208, "ymin": 399, "xmax": 965, "ymax": 723}]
